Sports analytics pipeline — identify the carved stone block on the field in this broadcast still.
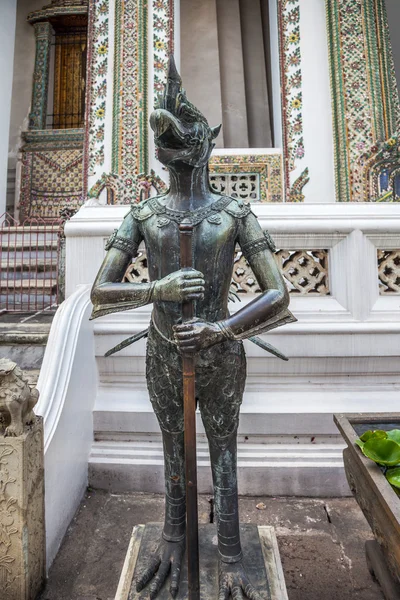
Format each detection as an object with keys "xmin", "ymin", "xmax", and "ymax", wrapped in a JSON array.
[{"xmin": 0, "ymin": 417, "xmax": 45, "ymax": 599}]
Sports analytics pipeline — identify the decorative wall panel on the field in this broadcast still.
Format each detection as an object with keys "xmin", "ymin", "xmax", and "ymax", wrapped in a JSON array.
[
  {"xmin": 153, "ymin": 0, "xmax": 174, "ymax": 106},
  {"xmin": 112, "ymin": 0, "xmax": 148, "ymax": 201},
  {"xmin": 29, "ymin": 22, "xmax": 52, "ymax": 130},
  {"xmin": 85, "ymin": 0, "xmax": 110, "ymax": 180},
  {"xmin": 326, "ymin": 0, "xmax": 400, "ymax": 202},
  {"xmin": 20, "ymin": 149, "xmax": 84, "ymax": 220},
  {"xmin": 277, "ymin": 0, "xmax": 309, "ymax": 201},
  {"xmin": 209, "ymin": 154, "xmax": 283, "ymax": 203},
  {"xmin": 124, "ymin": 248, "xmax": 330, "ymax": 296},
  {"xmin": 378, "ymin": 249, "xmax": 400, "ymax": 294}
]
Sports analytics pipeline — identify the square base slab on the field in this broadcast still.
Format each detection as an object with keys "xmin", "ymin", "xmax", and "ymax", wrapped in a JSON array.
[{"xmin": 115, "ymin": 523, "xmax": 288, "ymax": 600}]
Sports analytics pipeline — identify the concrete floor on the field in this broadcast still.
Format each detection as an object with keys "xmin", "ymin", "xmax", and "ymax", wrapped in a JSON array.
[{"xmin": 38, "ymin": 490, "xmax": 384, "ymax": 600}]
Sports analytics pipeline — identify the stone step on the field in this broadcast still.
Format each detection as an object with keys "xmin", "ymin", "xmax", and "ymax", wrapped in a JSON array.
[
  {"xmin": 88, "ymin": 438, "xmax": 348, "ymax": 497},
  {"xmin": 0, "ymin": 259, "xmax": 57, "ymax": 272},
  {"xmin": 0, "ymin": 317, "xmax": 53, "ymax": 370},
  {"xmin": 0, "ymin": 241, "xmax": 58, "ymax": 252},
  {"xmin": 1, "ymin": 225, "xmax": 58, "ymax": 232},
  {"xmin": 0, "ymin": 322, "xmax": 51, "ymax": 345},
  {"xmin": 0, "ymin": 279, "xmax": 56, "ymax": 292}
]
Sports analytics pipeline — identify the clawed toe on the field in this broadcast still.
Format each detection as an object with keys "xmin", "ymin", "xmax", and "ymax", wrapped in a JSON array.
[
  {"xmin": 218, "ymin": 560, "xmax": 266, "ymax": 600},
  {"xmin": 135, "ymin": 537, "xmax": 185, "ymax": 598}
]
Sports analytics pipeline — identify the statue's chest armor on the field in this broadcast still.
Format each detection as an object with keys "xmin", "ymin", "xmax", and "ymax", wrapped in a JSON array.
[{"xmin": 141, "ymin": 213, "xmax": 237, "ymax": 280}]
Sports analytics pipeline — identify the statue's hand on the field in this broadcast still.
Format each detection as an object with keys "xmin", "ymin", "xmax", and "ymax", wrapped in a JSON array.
[
  {"xmin": 136, "ymin": 536, "xmax": 185, "ymax": 599},
  {"xmin": 173, "ymin": 319, "xmax": 224, "ymax": 353},
  {"xmin": 219, "ymin": 559, "xmax": 265, "ymax": 600},
  {"xmin": 153, "ymin": 268, "xmax": 205, "ymax": 302}
]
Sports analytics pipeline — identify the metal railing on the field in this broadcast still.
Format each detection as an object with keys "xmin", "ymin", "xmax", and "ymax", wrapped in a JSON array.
[{"xmin": 0, "ymin": 214, "xmax": 64, "ymax": 313}]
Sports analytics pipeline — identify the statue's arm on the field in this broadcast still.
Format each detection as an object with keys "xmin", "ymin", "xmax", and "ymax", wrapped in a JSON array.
[
  {"xmin": 90, "ymin": 211, "xmax": 153, "ymax": 319},
  {"xmin": 91, "ymin": 210, "xmax": 205, "ymax": 319},
  {"xmin": 217, "ymin": 212, "xmax": 294, "ymax": 339}
]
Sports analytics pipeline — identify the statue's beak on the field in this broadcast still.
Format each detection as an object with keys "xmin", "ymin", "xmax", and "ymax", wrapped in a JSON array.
[{"xmin": 163, "ymin": 55, "xmax": 182, "ymax": 114}]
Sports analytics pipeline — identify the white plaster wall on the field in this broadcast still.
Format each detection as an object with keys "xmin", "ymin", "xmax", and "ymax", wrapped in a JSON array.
[
  {"xmin": 36, "ymin": 285, "xmax": 97, "ymax": 568},
  {"xmin": 299, "ymin": 0, "xmax": 335, "ymax": 203},
  {"xmin": 0, "ymin": 0, "xmax": 17, "ymax": 217}
]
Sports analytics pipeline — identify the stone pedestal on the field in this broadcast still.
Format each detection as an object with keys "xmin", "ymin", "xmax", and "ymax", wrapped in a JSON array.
[
  {"xmin": 115, "ymin": 523, "xmax": 288, "ymax": 600},
  {"xmin": 0, "ymin": 417, "xmax": 45, "ymax": 599}
]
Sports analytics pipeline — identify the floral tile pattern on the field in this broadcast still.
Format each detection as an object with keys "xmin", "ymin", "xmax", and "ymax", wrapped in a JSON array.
[
  {"xmin": 277, "ymin": 0, "xmax": 309, "ymax": 201},
  {"xmin": 153, "ymin": 0, "xmax": 174, "ymax": 107},
  {"xmin": 326, "ymin": 0, "xmax": 400, "ymax": 202},
  {"xmin": 112, "ymin": 0, "xmax": 148, "ymax": 202},
  {"xmin": 86, "ymin": 0, "xmax": 109, "ymax": 179}
]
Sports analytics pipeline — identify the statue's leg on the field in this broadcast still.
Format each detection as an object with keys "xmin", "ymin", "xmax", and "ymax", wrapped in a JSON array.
[
  {"xmin": 199, "ymin": 341, "xmax": 263, "ymax": 600},
  {"xmin": 136, "ymin": 326, "xmax": 186, "ymax": 599}
]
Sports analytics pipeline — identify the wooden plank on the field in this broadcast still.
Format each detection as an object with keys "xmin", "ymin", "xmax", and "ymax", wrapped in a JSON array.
[
  {"xmin": 366, "ymin": 540, "xmax": 400, "ymax": 600},
  {"xmin": 259, "ymin": 526, "xmax": 289, "ymax": 600},
  {"xmin": 335, "ymin": 414, "xmax": 400, "ymax": 524},
  {"xmin": 344, "ymin": 446, "xmax": 400, "ymax": 583},
  {"xmin": 114, "ymin": 525, "xmax": 145, "ymax": 600},
  {"xmin": 335, "ymin": 413, "xmax": 400, "ymax": 584}
]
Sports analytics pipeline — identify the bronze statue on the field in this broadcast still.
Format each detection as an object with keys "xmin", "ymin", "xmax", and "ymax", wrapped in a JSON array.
[{"xmin": 91, "ymin": 57, "xmax": 295, "ymax": 599}]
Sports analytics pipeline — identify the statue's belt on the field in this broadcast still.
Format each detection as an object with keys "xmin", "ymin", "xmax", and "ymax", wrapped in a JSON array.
[{"xmin": 104, "ymin": 318, "xmax": 288, "ymax": 361}]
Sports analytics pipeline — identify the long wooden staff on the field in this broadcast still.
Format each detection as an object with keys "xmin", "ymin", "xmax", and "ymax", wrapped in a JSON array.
[{"xmin": 179, "ymin": 221, "xmax": 200, "ymax": 600}]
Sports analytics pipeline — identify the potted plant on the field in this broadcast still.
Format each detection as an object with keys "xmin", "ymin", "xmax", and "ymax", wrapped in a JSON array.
[{"xmin": 334, "ymin": 413, "xmax": 400, "ymax": 600}]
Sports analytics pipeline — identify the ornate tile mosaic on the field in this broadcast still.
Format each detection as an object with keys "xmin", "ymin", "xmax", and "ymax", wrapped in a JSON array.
[
  {"xmin": 20, "ymin": 150, "xmax": 84, "ymax": 220},
  {"xmin": 359, "ymin": 136, "xmax": 400, "ymax": 202},
  {"xmin": 86, "ymin": 0, "xmax": 109, "ymax": 179},
  {"xmin": 208, "ymin": 154, "xmax": 283, "ymax": 203},
  {"xmin": 29, "ymin": 22, "xmax": 52, "ymax": 130},
  {"xmin": 153, "ymin": 0, "xmax": 174, "ymax": 106},
  {"xmin": 326, "ymin": 0, "xmax": 400, "ymax": 202},
  {"xmin": 124, "ymin": 248, "xmax": 330, "ymax": 296},
  {"xmin": 88, "ymin": 169, "xmax": 168, "ymax": 204},
  {"xmin": 112, "ymin": 0, "xmax": 148, "ymax": 202},
  {"xmin": 378, "ymin": 249, "xmax": 400, "ymax": 294},
  {"xmin": 277, "ymin": 0, "xmax": 309, "ymax": 201}
]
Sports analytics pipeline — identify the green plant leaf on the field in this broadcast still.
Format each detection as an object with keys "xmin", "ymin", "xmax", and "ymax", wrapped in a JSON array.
[
  {"xmin": 386, "ymin": 467, "xmax": 400, "ymax": 489},
  {"xmin": 360, "ymin": 430, "xmax": 387, "ymax": 442},
  {"xmin": 387, "ymin": 430, "xmax": 400, "ymax": 445},
  {"xmin": 362, "ymin": 438, "xmax": 400, "ymax": 466},
  {"xmin": 355, "ymin": 438, "xmax": 364, "ymax": 449}
]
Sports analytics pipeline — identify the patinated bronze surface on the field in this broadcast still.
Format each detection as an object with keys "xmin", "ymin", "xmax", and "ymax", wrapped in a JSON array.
[{"xmin": 91, "ymin": 56, "xmax": 295, "ymax": 599}]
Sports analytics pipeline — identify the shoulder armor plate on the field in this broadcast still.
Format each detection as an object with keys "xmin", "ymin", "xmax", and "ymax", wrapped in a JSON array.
[
  {"xmin": 130, "ymin": 199, "xmax": 154, "ymax": 221},
  {"xmin": 223, "ymin": 197, "xmax": 252, "ymax": 219}
]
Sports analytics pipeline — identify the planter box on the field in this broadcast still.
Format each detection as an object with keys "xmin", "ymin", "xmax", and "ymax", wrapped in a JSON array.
[{"xmin": 334, "ymin": 413, "xmax": 400, "ymax": 596}]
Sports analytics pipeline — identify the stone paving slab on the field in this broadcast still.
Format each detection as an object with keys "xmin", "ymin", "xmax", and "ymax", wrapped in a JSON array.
[{"xmin": 38, "ymin": 491, "xmax": 384, "ymax": 600}]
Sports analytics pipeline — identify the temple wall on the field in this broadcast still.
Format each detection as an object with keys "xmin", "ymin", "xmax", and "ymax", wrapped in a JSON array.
[{"xmin": 0, "ymin": 0, "xmax": 17, "ymax": 216}]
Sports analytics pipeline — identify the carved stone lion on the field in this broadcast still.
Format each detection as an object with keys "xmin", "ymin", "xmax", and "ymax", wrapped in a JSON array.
[{"xmin": 0, "ymin": 358, "xmax": 39, "ymax": 437}]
